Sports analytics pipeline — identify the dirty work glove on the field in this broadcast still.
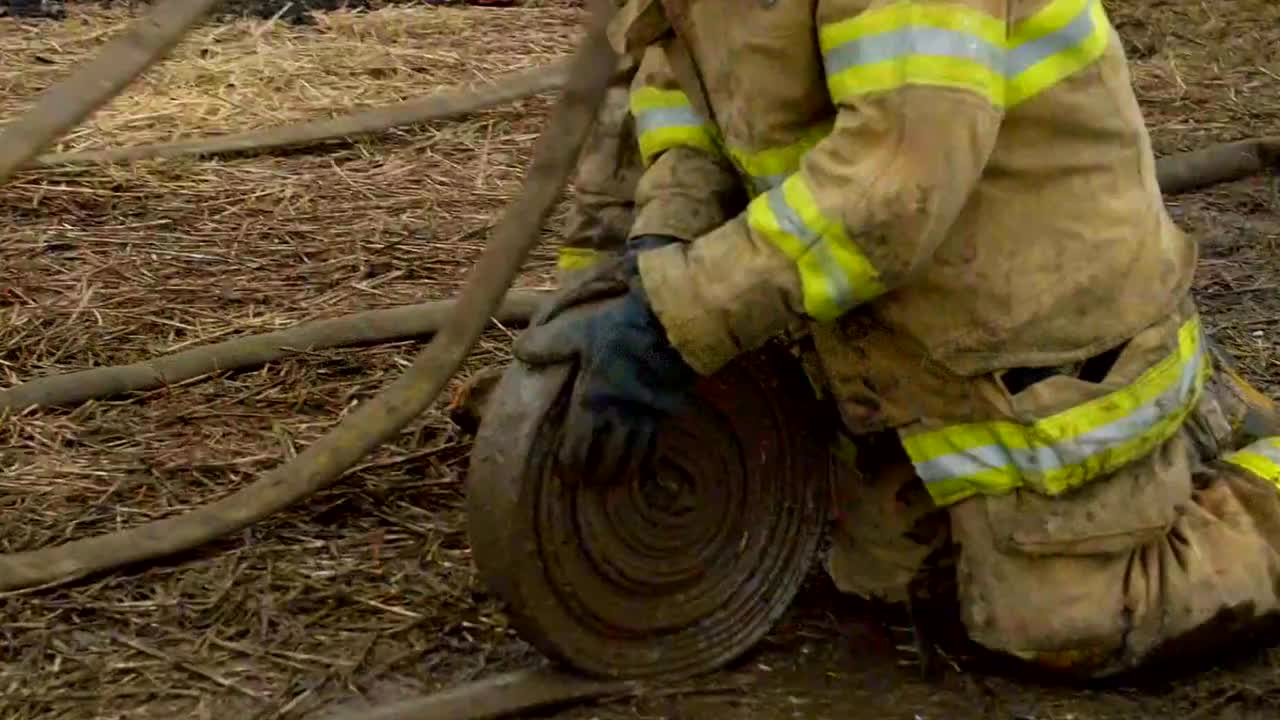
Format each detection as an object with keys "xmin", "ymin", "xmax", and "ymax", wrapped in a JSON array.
[
  {"xmin": 515, "ymin": 241, "xmax": 697, "ymax": 482},
  {"xmin": 534, "ymin": 235, "xmax": 682, "ymax": 328}
]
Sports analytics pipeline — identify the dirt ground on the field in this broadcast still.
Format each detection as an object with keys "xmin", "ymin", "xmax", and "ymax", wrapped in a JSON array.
[{"xmin": 1, "ymin": 0, "xmax": 1280, "ymax": 718}]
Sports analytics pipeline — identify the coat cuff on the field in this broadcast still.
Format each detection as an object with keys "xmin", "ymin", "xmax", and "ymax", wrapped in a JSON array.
[
  {"xmin": 638, "ymin": 243, "xmax": 740, "ymax": 376},
  {"xmin": 637, "ymin": 219, "xmax": 805, "ymax": 377},
  {"xmin": 629, "ymin": 198, "xmax": 722, "ymax": 244}
]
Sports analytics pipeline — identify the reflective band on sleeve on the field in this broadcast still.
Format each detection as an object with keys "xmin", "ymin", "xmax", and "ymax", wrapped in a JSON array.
[
  {"xmin": 556, "ymin": 246, "xmax": 604, "ymax": 271},
  {"xmin": 1222, "ymin": 437, "xmax": 1280, "ymax": 488},
  {"xmin": 745, "ymin": 174, "xmax": 887, "ymax": 321},
  {"xmin": 1005, "ymin": 0, "xmax": 1110, "ymax": 105},
  {"xmin": 820, "ymin": 3, "xmax": 1007, "ymax": 105},
  {"xmin": 819, "ymin": 0, "xmax": 1111, "ymax": 108},
  {"xmin": 629, "ymin": 86, "xmax": 720, "ymax": 166},
  {"xmin": 901, "ymin": 316, "xmax": 1211, "ymax": 506},
  {"xmin": 726, "ymin": 122, "xmax": 833, "ymax": 196}
]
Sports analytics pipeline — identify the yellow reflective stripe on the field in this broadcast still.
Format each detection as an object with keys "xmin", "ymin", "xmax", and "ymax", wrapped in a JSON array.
[
  {"xmin": 1005, "ymin": 0, "xmax": 1110, "ymax": 105},
  {"xmin": 631, "ymin": 91, "xmax": 831, "ymax": 192},
  {"xmin": 726, "ymin": 122, "xmax": 833, "ymax": 195},
  {"xmin": 635, "ymin": 126, "xmax": 720, "ymax": 166},
  {"xmin": 745, "ymin": 174, "xmax": 887, "ymax": 321},
  {"xmin": 820, "ymin": 0, "xmax": 1112, "ymax": 108},
  {"xmin": 1222, "ymin": 437, "xmax": 1280, "ymax": 487},
  {"xmin": 629, "ymin": 87, "xmax": 690, "ymax": 114},
  {"xmin": 826, "ymin": 51, "xmax": 1006, "ymax": 106},
  {"xmin": 820, "ymin": 2, "xmax": 1007, "ymax": 105},
  {"xmin": 629, "ymin": 86, "xmax": 719, "ymax": 166},
  {"xmin": 556, "ymin": 247, "xmax": 604, "ymax": 271},
  {"xmin": 819, "ymin": 2, "xmax": 1007, "ymax": 47},
  {"xmin": 902, "ymin": 316, "xmax": 1210, "ymax": 506}
]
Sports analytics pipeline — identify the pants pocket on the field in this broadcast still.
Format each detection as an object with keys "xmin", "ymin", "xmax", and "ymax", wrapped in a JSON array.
[{"xmin": 978, "ymin": 433, "xmax": 1192, "ymax": 557}]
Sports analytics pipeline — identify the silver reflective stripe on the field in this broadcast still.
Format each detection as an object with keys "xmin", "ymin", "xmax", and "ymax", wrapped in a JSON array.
[
  {"xmin": 759, "ymin": 173, "xmax": 788, "ymax": 191},
  {"xmin": 914, "ymin": 333, "xmax": 1206, "ymax": 486},
  {"xmin": 764, "ymin": 185, "xmax": 854, "ymax": 308},
  {"xmin": 823, "ymin": 1, "xmax": 1097, "ymax": 80},
  {"xmin": 824, "ymin": 26, "xmax": 1004, "ymax": 76},
  {"xmin": 1007, "ymin": 5, "xmax": 1097, "ymax": 74},
  {"xmin": 745, "ymin": 172, "xmax": 787, "ymax": 195},
  {"xmin": 1236, "ymin": 439, "xmax": 1280, "ymax": 465},
  {"xmin": 634, "ymin": 105, "xmax": 706, "ymax": 135},
  {"xmin": 766, "ymin": 184, "xmax": 818, "ymax": 250}
]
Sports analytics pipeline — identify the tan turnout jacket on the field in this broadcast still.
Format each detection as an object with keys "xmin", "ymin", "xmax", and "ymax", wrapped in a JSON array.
[
  {"xmin": 615, "ymin": 0, "xmax": 1196, "ymax": 382},
  {"xmin": 602, "ymin": 0, "xmax": 1280, "ymax": 678}
]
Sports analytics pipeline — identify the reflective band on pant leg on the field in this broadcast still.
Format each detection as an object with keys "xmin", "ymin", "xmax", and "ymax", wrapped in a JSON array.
[
  {"xmin": 902, "ymin": 316, "xmax": 1211, "ymax": 506},
  {"xmin": 556, "ymin": 246, "xmax": 605, "ymax": 271},
  {"xmin": 1222, "ymin": 436, "xmax": 1280, "ymax": 488}
]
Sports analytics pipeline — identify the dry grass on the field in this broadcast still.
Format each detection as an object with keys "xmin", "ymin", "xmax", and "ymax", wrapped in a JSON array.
[
  {"xmin": 1, "ymin": 5, "xmax": 575, "ymax": 149},
  {"xmin": 1108, "ymin": 0, "xmax": 1280, "ymax": 396},
  {"xmin": 0, "ymin": 5, "xmax": 578, "ymax": 374},
  {"xmin": 1, "ymin": 0, "xmax": 1279, "ymax": 719},
  {"xmin": 0, "ymin": 5, "xmax": 577, "ymax": 719},
  {"xmin": 1110, "ymin": 0, "xmax": 1280, "ymax": 154}
]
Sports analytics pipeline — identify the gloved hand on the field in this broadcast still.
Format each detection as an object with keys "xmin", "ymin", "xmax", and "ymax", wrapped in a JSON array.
[
  {"xmin": 535, "ymin": 235, "xmax": 682, "ymax": 327},
  {"xmin": 515, "ymin": 235, "xmax": 696, "ymax": 482}
]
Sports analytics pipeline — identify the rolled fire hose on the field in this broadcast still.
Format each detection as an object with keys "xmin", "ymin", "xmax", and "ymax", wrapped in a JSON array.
[{"xmin": 466, "ymin": 343, "xmax": 833, "ymax": 679}]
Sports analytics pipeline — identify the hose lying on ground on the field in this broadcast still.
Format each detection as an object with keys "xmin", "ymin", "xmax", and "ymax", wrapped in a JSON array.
[
  {"xmin": 0, "ymin": 290, "xmax": 551, "ymax": 412},
  {"xmin": 25, "ymin": 60, "xmax": 574, "ymax": 168},
  {"xmin": 318, "ymin": 668, "xmax": 636, "ymax": 720},
  {"xmin": 0, "ymin": 0, "xmax": 619, "ymax": 593},
  {"xmin": 0, "ymin": 0, "xmax": 226, "ymax": 184},
  {"xmin": 1154, "ymin": 136, "xmax": 1280, "ymax": 195}
]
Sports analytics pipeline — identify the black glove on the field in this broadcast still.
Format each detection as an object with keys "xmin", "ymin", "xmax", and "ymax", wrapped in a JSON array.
[
  {"xmin": 515, "ymin": 236, "xmax": 696, "ymax": 482},
  {"xmin": 533, "ymin": 235, "xmax": 682, "ymax": 328}
]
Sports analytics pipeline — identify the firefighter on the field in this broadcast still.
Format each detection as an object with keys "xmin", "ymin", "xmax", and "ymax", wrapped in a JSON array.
[{"xmin": 513, "ymin": 0, "xmax": 1280, "ymax": 677}]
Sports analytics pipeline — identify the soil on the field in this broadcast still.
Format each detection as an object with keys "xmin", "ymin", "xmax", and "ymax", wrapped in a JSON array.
[{"xmin": 1, "ymin": 0, "xmax": 1279, "ymax": 719}]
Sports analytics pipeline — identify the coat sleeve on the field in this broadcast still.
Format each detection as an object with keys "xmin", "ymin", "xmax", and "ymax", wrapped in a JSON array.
[
  {"xmin": 626, "ymin": 43, "xmax": 746, "ymax": 243},
  {"xmin": 638, "ymin": 0, "xmax": 1017, "ymax": 376}
]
